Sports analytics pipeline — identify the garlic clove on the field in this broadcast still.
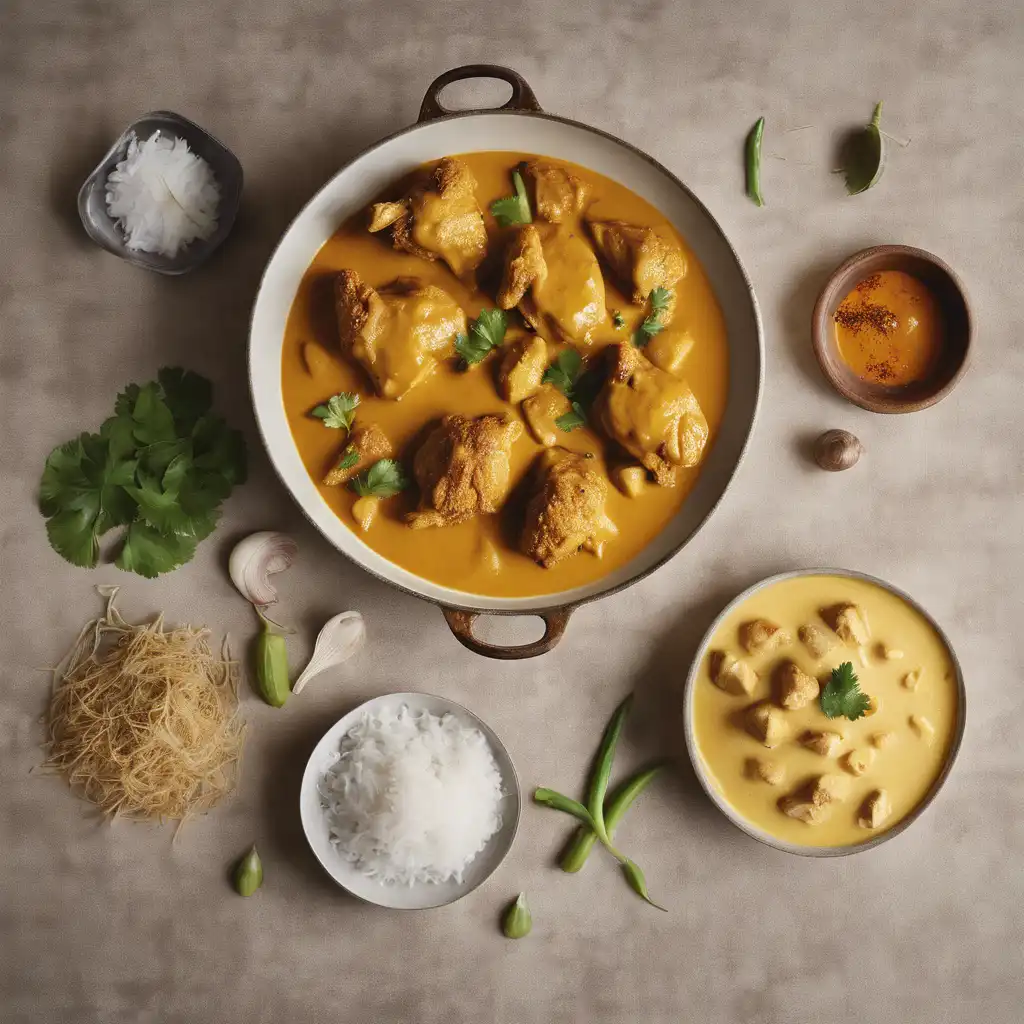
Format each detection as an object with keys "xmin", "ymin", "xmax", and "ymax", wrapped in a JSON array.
[
  {"xmin": 292, "ymin": 611, "xmax": 366, "ymax": 694},
  {"xmin": 229, "ymin": 532, "xmax": 298, "ymax": 607}
]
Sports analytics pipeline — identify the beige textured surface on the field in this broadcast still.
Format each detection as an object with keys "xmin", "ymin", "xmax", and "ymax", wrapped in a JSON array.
[{"xmin": 2, "ymin": 1, "xmax": 1022, "ymax": 1022}]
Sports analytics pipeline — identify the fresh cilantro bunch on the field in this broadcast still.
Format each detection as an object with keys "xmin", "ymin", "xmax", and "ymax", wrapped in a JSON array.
[
  {"xmin": 820, "ymin": 662, "xmax": 872, "ymax": 720},
  {"xmin": 633, "ymin": 287, "xmax": 672, "ymax": 348},
  {"xmin": 455, "ymin": 309, "xmax": 507, "ymax": 366},
  {"xmin": 38, "ymin": 368, "xmax": 247, "ymax": 578}
]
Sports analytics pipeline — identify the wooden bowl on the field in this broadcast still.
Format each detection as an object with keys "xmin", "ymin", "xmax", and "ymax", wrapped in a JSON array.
[{"xmin": 811, "ymin": 245, "xmax": 971, "ymax": 413}]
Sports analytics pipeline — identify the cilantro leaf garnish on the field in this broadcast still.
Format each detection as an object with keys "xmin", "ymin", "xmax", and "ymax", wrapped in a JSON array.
[
  {"xmin": 455, "ymin": 308, "xmax": 507, "ymax": 366},
  {"xmin": 612, "ymin": 311, "xmax": 626, "ymax": 329},
  {"xmin": 310, "ymin": 392, "xmax": 360, "ymax": 431},
  {"xmin": 350, "ymin": 459, "xmax": 409, "ymax": 498},
  {"xmin": 555, "ymin": 402, "xmax": 588, "ymax": 432},
  {"xmin": 38, "ymin": 368, "xmax": 246, "ymax": 576},
  {"xmin": 489, "ymin": 170, "xmax": 532, "ymax": 227},
  {"xmin": 820, "ymin": 662, "xmax": 872, "ymax": 721},
  {"xmin": 336, "ymin": 448, "xmax": 360, "ymax": 472},
  {"xmin": 542, "ymin": 349, "xmax": 583, "ymax": 397},
  {"xmin": 633, "ymin": 287, "xmax": 673, "ymax": 348}
]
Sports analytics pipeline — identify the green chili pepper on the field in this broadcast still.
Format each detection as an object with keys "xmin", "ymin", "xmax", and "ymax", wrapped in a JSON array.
[
  {"xmin": 501, "ymin": 892, "xmax": 532, "ymax": 939},
  {"xmin": 533, "ymin": 788, "xmax": 596, "ymax": 828},
  {"xmin": 745, "ymin": 116, "xmax": 765, "ymax": 207},
  {"xmin": 233, "ymin": 845, "xmax": 264, "ymax": 897},
  {"xmin": 560, "ymin": 763, "xmax": 665, "ymax": 873},
  {"xmin": 585, "ymin": 694, "xmax": 632, "ymax": 840},
  {"xmin": 255, "ymin": 609, "xmax": 290, "ymax": 707},
  {"xmin": 622, "ymin": 859, "xmax": 666, "ymax": 912}
]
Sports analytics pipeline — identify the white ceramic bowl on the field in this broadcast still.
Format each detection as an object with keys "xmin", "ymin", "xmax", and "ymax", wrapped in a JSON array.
[
  {"xmin": 682, "ymin": 568, "xmax": 967, "ymax": 857},
  {"xmin": 249, "ymin": 64, "xmax": 763, "ymax": 658},
  {"xmin": 299, "ymin": 692, "xmax": 521, "ymax": 908}
]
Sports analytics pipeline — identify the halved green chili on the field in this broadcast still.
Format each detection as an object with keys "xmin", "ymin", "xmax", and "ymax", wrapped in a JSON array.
[
  {"xmin": 745, "ymin": 116, "xmax": 765, "ymax": 207},
  {"xmin": 560, "ymin": 763, "xmax": 665, "ymax": 873}
]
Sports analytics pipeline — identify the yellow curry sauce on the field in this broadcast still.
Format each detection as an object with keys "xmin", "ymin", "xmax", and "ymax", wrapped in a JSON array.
[
  {"xmin": 834, "ymin": 270, "xmax": 945, "ymax": 387},
  {"xmin": 281, "ymin": 152, "xmax": 729, "ymax": 597},
  {"xmin": 692, "ymin": 575, "xmax": 959, "ymax": 847}
]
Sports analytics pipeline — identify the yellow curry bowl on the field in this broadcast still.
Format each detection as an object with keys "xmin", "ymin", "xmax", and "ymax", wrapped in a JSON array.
[{"xmin": 683, "ymin": 568, "xmax": 966, "ymax": 857}]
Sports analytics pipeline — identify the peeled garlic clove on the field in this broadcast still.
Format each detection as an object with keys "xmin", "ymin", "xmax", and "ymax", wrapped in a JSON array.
[
  {"xmin": 229, "ymin": 532, "xmax": 298, "ymax": 607},
  {"xmin": 292, "ymin": 611, "xmax": 366, "ymax": 694}
]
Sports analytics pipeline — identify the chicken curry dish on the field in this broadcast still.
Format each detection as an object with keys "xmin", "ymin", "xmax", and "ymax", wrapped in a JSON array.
[
  {"xmin": 691, "ymin": 574, "xmax": 960, "ymax": 847},
  {"xmin": 281, "ymin": 153, "xmax": 729, "ymax": 597}
]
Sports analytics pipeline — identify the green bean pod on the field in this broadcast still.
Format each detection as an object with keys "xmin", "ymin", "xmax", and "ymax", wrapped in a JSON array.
[
  {"xmin": 622, "ymin": 858, "xmax": 666, "ymax": 912},
  {"xmin": 745, "ymin": 116, "xmax": 765, "ymax": 207},
  {"xmin": 255, "ymin": 611, "xmax": 290, "ymax": 707},
  {"xmin": 501, "ymin": 892, "xmax": 532, "ymax": 939},
  {"xmin": 585, "ymin": 694, "xmax": 633, "ymax": 838},
  {"xmin": 560, "ymin": 763, "xmax": 665, "ymax": 873},
  {"xmin": 233, "ymin": 845, "xmax": 264, "ymax": 897}
]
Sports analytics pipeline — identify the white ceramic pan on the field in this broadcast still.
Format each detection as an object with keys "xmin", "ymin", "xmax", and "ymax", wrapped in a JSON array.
[{"xmin": 250, "ymin": 65, "xmax": 763, "ymax": 659}]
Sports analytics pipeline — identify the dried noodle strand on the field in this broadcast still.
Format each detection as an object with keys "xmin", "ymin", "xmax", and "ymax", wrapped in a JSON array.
[{"xmin": 44, "ymin": 590, "xmax": 245, "ymax": 825}]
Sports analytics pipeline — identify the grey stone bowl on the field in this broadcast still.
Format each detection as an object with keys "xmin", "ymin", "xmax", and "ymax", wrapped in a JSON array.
[{"xmin": 77, "ymin": 110, "xmax": 243, "ymax": 275}]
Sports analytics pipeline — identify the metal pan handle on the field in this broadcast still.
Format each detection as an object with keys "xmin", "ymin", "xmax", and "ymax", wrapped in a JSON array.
[
  {"xmin": 418, "ymin": 64, "xmax": 542, "ymax": 123},
  {"xmin": 441, "ymin": 607, "xmax": 572, "ymax": 659}
]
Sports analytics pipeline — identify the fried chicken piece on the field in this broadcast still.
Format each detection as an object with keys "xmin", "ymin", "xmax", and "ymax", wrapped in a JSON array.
[
  {"xmin": 821, "ymin": 602, "xmax": 871, "ymax": 646},
  {"xmin": 367, "ymin": 158, "xmax": 487, "ymax": 277},
  {"xmin": 709, "ymin": 651, "xmax": 758, "ymax": 697},
  {"xmin": 587, "ymin": 219, "xmax": 687, "ymax": 303},
  {"xmin": 644, "ymin": 328, "xmax": 695, "ymax": 377},
  {"xmin": 521, "ymin": 160, "xmax": 589, "ymax": 223},
  {"xmin": 779, "ymin": 774, "xmax": 849, "ymax": 825},
  {"xmin": 746, "ymin": 758, "xmax": 786, "ymax": 786},
  {"xmin": 744, "ymin": 701, "xmax": 788, "ymax": 748},
  {"xmin": 739, "ymin": 618, "xmax": 791, "ymax": 656},
  {"xmin": 595, "ymin": 344, "xmax": 709, "ymax": 485},
  {"xmin": 798, "ymin": 623, "xmax": 835, "ymax": 660},
  {"xmin": 406, "ymin": 414, "xmax": 522, "ymax": 529},
  {"xmin": 799, "ymin": 730, "xmax": 844, "ymax": 757},
  {"xmin": 520, "ymin": 449, "xmax": 617, "ymax": 567},
  {"xmin": 497, "ymin": 225, "xmax": 605, "ymax": 346},
  {"xmin": 322, "ymin": 423, "xmax": 392, "ymax": 487},
  {"xmin": 775, "ymin": 660, "xmax": 820, "ymax": 710},
  {"xmin": 858, "ymin": 789, "xmax": 892, "ymax": 829},
  {"xmin": 521, "ymin": 384, "xmax": 572, "ymax": 447},
  {"xmin": 497, "ymin": 335, "xmax": 547, "ymax": 404},
  {"xmin": 335, "ymin": 271, "xmax": 465, "ymax": 399}
]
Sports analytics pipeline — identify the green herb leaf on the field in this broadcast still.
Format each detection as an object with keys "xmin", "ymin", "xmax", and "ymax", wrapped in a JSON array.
[
  {"xmin": 633, "ymin": 287, "xmax": 672, "ymax": 347},
  {"xmin": 489, "ymin": 169, "xmax": 532, "ymax": 227},
  {"xmin": 350, "ymin": 459, "xmax": 409, "ymax": 498},
  {"xmin": 157, "ymin": 367, "xmax": 213, "ymax": 431},
  {"xmin": 542, "ymin": 349, "xmax": 583, "ymax": 397},
  {"xmin": 336, "ymin": 448, "xmax": 360, "ymax": 472},
  {"xmin": 115, "ymin": 521, "xmax": 199, "ymax": 578},
  {"xmin": 455, "ymin": 309, "xmax": 508, "ymax": 366},
  {"xmin": 841, "ymin": 101, "xmax": 885, "ymax": 196},
  {"xmin": 555, "ymin": 402, "xmax": 587, "ymax": 432},
  {"xmin": 310, "ymin": 392, "xmax": 360, "ymax": 431},
  {"xmin": 820, "ymin": 661, "xmax": 872, "ymax": 720},
  {"xmin": 39, "ymin": 371, "xmax": 246, "ymax": 576},
  {"xmin": 612, "ymin": 311, "xmax": 626, "ymax": 329}
]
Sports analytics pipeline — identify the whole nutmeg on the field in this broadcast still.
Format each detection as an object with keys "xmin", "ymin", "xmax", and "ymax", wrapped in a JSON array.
[{"xmin": 813, "ymin": 429, "xmax": 863, "ymax": 471}]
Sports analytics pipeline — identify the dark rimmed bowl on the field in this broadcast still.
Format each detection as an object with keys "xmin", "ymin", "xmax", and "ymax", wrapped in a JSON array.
[
  {"xmin": 77, "ymin": 110, "xmax": 243, "ymax": 276},
  {"xmin": 812, "ymin": 245, "xmax": 971, "ymax": 413}
]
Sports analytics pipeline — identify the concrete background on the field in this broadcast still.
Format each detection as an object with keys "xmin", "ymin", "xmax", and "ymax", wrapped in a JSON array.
[{"xmin": 2, "ymin": 1, "xmax": 1022, "ymax": 1021}]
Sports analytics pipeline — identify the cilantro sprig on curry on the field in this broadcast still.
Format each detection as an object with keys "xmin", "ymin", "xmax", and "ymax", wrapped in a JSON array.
[{"xmin": 280, "ymin": 152, "xmax": 729, "ymax": 597}]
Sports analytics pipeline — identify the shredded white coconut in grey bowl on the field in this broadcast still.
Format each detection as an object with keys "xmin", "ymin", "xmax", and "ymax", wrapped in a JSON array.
[{"xmin": 77, "ymin": 110, "xmax": 242, "ymax": 275}]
